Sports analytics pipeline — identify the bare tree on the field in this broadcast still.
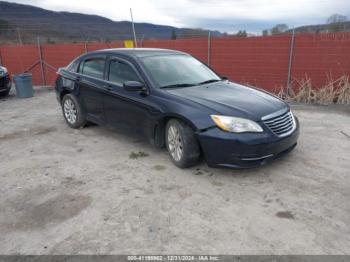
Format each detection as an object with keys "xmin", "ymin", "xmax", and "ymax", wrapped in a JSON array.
[
  {"xmin": 326, "ymin": 14, "xmax": 348, "ymax": 32},
  {"xmin": 271, "ymin": 24, "xmax": 289, "ymax": 35},
  {"xmin": 327, "ymin": 14, "xmax": 347, "ymax": 24}
]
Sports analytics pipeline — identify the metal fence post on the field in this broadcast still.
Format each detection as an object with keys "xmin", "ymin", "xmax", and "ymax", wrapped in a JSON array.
[
  {"xmin": 0, "ymin": 48, "xmax": 2, "ymax": 66},
  {"xmin": 37, "ymin": 37, "xmax": 46, "ymax": 86},
  {"xmin": 286, "ymin": 28, "xmax": 295, "ymax": 94},
  {"xmin": 84, "ymin": 42, "xmax": 88, "ymax": 53},
  {"xmin": 130, "ymin": 8, "xmax": 137, "ymax": 48},
  {"xmin": 140, "ymin": 34, "xmax": 145, "ymax": 48},
  {"xmin": 207, "ymin": 31, "xmax": 211, "ymax": 66}
]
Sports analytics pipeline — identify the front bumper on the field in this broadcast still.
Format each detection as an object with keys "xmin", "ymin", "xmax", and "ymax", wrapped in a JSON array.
[
  {"xmin": 0, "ymin": 73, "xmax": 11, "ymax": 92},
  {"xmin": 197, "ymin": 117, "xmax": 300, "ymax": 168}
]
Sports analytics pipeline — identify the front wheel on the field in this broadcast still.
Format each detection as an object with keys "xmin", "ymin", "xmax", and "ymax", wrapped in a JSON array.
[
  {"xmin": 62, "ymin": 94, "xmax": 86, "ymax": 129},
  {"xmin": 165, "ymin": 119, "xmax": 200, "ymax": 168},
  {"xmin": 0, "ymin": 89, "xmax": 10, "ymax": 97}
]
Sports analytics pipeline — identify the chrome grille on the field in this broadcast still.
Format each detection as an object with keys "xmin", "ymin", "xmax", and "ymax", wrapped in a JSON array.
[{"xmin": 263, "ymin": 110, "xmax": 295, "ymax": 137}]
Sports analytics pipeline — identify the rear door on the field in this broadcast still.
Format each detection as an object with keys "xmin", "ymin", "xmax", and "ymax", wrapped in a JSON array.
[{"xmin": 77, "ymin": 56, "xmax": 106, "ymax": 124}]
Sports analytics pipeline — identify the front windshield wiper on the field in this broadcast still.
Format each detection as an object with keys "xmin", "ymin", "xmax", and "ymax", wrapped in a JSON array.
[
  {"xmin": 160, "ymin": 83, "xmax": 196, "ymax": 89},
  {"xmin": 196, "ymin": 79, "xmax": 222, "ymax": 85}
]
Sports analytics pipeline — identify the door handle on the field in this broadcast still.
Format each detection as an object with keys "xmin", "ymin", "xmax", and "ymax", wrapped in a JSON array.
[{"xmin": 103, "ymin": 85, "xmax": 113, "ymax": 91}]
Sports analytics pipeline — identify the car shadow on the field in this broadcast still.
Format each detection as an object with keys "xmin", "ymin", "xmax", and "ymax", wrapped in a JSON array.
[
  {"xmin": 75, "ymin": 121, "xmax": 295, "ymax": 180},
  {"xmin": 193, "ymin": 153, "xmax": 294, "ymax": 179}
]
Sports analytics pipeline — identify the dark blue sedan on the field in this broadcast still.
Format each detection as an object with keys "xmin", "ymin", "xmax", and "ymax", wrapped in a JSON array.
[{"xmin": 55, "ymin": 48, "xmax": 299, "ymax": 168}]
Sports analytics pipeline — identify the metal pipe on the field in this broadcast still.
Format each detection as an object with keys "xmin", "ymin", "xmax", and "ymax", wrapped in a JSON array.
[
  {"xmin": 84, "ymin": 36, "xmax": 90, "ymax": 53},
  {"xmin": 130, "ymin": 8, "xmax": 138, "ymax": 48},
  {"xmin": 17, "ymin": 28, "xmax": 23, "ymax": 46},
  {"xmin": 37, "ymin": 37, "xmax": 46, "ymax": 85},
  {"xmin": 0, "ymin": 48, "xmax": 2, "ymax": 66},
  {"xmin": 286, "ymin": 28, "xmax": 295, "ymax": 94},
  {"xmin": 23, "ymin": 61, "xmax": 40, "ymax": 73},
  {"xmin": 140, "ymin": 34, "xmax": 145, "ymax": 48},
  {"xmin": 43, "ymin": 61, "xmax": 57, "ymax": 72},
  {"xmin": 207, "ymin": 31, "xmax": 211, "ymax": 66}
]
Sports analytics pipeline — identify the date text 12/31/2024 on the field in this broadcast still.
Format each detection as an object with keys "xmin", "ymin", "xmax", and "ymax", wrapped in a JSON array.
[{"xmin": 127, "ymin": 256, "xmax": 219, "ymax": 261}]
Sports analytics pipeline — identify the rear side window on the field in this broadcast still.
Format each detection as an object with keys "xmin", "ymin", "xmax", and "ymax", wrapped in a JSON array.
[
  {"xmin": 108, "ymin": 60, "xmax": 140, "ymax": 84},
  {"xmin": 79, "ymin": 58, "xmax": 105, "ymax": 79}
]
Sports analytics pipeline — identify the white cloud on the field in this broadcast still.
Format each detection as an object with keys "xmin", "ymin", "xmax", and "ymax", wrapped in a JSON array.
[{"xmin": 5, "ymin": 0, "xmax": 350, "ymax": 32}]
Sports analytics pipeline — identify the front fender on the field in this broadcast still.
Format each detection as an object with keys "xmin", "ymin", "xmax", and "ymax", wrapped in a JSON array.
[{"xmin": 153, "ymin": 92, "xmax": 217, "ymax": 131}]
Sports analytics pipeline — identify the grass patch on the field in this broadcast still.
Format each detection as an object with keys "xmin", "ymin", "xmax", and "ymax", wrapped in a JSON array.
[{"xmin": 129, "ymin": 151, "xmax": 149, "ymax": 159}]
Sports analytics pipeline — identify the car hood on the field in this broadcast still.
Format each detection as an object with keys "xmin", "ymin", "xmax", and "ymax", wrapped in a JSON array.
[{"xmin": 164, "ymin": 81, "xmax": 287, "ymax": 121}]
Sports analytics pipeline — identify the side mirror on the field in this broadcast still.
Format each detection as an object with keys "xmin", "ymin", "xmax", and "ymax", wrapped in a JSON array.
[
  {"xmin": 123, "ymin": 81, "xmax": 145, "ymax": 92},
  {"xmin": 221, "ymin": 76, "xmax": 228, "ymax": 80}
]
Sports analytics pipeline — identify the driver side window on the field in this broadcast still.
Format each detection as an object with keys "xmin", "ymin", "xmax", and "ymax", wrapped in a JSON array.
[{"xmin": 108, "ymin": 59, "xmax": 140, "ymax": 85}]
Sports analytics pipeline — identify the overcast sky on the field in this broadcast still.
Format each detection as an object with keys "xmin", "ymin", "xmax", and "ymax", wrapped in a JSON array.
[{"xmin": 5, "ymin": 0, "xmax": 350, "ymax": 33}]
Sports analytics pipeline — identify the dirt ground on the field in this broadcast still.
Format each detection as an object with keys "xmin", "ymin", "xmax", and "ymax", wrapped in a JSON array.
[{"xmin": 0, "ymin": 88, "xmax": 349, "ymax": 255}]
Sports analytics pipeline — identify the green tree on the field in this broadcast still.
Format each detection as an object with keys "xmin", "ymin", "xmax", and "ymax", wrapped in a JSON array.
[
  {"xmin": 47, "ymin": 37, "xmax": 56, "ymax": 44},
  {"xmin": 236, "ymin": 30, "xmax": 247, "ymax": 37},
  {"xmin": 262, "ymin": 29, "xmax": 269, "ymax": 36}
]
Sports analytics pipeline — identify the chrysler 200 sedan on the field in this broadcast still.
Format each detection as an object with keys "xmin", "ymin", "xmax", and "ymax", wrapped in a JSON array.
[{"xmin": 55, "ymin": 48, "xmax": 299, "ymax": 168}]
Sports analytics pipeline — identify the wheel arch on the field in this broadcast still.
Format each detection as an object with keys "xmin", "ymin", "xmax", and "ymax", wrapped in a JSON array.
[
  {"xmin": 152, "ymin": 114, "xmax": 199, "ymax": 148},
  {"xmin": 60, "ymin": 89, "xmax": 71, "ymax": 102}
]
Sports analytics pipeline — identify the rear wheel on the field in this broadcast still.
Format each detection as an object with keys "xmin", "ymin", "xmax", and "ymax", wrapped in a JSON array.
[
  {"xmin": 62, "ymin": 94, "xmax": 86, "ymax": 128},
  {"xmin": 165, "ymin": 119, "xmax": 200, "ymax": 168}
]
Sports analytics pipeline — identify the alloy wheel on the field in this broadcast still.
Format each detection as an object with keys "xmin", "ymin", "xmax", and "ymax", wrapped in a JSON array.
[
  {"xmin": 63, "ymin": 98, "xmax": 77, "ymax": 124},
  {"xmin": 167, "ymin": 124, "xmax": 183, "ymax": 161}
]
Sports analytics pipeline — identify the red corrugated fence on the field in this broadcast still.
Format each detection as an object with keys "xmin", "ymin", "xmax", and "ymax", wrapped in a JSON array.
[{"xmin": 0, "ymin": 33, "xmax": 349, "ymax": 93}]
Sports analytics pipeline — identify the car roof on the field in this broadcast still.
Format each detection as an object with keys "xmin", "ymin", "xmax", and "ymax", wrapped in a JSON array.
[{"xmin": 88, "ymin": 48, "xmax": 188, "ymax": 58}]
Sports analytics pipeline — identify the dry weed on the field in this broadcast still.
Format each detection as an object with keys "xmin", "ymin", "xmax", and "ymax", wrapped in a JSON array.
[{"xmin": 275, "ymin": 75, "xmax": 350, "ymax": 104}]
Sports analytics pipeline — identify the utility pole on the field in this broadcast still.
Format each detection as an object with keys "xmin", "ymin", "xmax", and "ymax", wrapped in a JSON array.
[{"xmin": 130, "ymin": 8, "xmax": 138, "ymax": 48}]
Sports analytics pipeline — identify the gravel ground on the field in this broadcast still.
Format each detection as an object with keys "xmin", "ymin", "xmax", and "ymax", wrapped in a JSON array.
[{"xmin": 0, "ymin": 88, "xmax": 349, "ymax": 255}]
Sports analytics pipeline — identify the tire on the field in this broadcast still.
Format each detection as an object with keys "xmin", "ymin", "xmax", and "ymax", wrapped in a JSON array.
[
  {"xmin": 61, "ymin": 94, "xmax": 86, "ymax": 129},
  {"xmin": 0, "ymin": 88, "xmax": 10, "ymax": 97},
  {"xmin": 165, "ymin": 119, "xmax": 200, "ymax": 168},
  {"xmin": 0, "ymin": 91, "xmax": 9, "ymax": 97}
]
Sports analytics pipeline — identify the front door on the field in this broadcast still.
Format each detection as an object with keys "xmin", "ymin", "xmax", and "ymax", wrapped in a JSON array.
[{"xmin": 103, "ymin": 56, "xmax": 156, "ymax": 137}]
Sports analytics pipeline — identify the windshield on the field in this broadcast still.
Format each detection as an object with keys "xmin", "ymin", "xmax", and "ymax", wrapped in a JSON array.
[{"xmin": 140, "ymin": 54, "xmax": 221, "ymax": 88}]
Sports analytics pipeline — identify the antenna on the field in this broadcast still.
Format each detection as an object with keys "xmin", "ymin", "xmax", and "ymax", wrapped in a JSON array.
[{"xmin": 130, "ymin": 8, "xmax": 137, "ymax": 48}]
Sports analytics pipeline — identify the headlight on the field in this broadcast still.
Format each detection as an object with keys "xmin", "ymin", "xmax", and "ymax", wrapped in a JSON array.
[
  {"xmin": 211, "ymin": 115, "xmax": 263, "ymax": 133},
  {"xmin": 0, "ymin": 66, "xmax": 8, "ymax": 74}
]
